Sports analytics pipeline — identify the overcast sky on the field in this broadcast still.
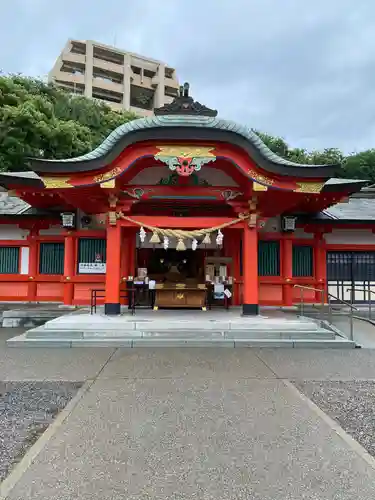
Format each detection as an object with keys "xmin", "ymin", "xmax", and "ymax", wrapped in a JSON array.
[{"xmin": 1, "ymin": 0, "xmax": 374, "ymax": 153}]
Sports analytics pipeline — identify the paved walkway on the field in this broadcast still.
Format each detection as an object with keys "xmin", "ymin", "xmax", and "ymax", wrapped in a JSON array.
[{"xmin": 2, "ymin": 328, "xmax": 375, "ymax": 499}]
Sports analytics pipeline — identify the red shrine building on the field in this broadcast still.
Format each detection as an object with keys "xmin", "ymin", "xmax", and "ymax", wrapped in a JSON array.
[{"xmin": 0, "ymin": 83, "xmax": 373, "ymax": 315}]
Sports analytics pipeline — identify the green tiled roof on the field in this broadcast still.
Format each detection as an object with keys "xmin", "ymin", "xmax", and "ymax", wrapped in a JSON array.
[{"xmin": 30, "ymin": 114, "xmax": 334, "ymax": 169}]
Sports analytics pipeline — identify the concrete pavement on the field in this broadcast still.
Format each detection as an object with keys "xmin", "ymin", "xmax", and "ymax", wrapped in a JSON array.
[{"xmin": 2, "ymin": 329, "xmax": 375, "ymax": 498}]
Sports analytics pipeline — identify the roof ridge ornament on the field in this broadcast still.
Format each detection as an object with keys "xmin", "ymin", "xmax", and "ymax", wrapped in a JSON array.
[{"xmin": 154, "ymin": 82, "xmax": 218, "ymax": 117}]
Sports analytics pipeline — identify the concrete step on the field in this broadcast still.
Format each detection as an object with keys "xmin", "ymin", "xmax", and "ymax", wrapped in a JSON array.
[
  {"xmin": 7, "ymin": 334, "xmax": 356, "ymax": 349},
  {"xmin": 41, "ymin": 314, "xmax": 323, "ymax": 332},
  {"xmin": 2, "ymin": 307, "xmax": 75, "ymax": 328},
  {"xmin": 7, "ymin": 310, "xmax": 353, "ymax": 348},
  {"xmin": 23, "ymin": 325, "xmax": 335, "ymax": 341}
]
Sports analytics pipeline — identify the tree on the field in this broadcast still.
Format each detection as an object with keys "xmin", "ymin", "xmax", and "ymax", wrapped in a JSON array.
[
  {"xmin": 1, "ymin": 75, "xmax": 375, "ymax": 182},
  {"xmin": 0, "ymin": 75, "xmax": 138, "ymax": 172},
  {"xmin": 254, "ymin": 129, "xmax": 375, "ymax": 181},
  {"xmin": 343, "ymin": 150, "xmax": 375, "ymax": 183}
]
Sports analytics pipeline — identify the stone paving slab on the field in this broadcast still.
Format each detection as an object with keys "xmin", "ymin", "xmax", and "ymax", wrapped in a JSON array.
[
  {"xmin": 5, "ymin": 378, "xmax": 375, "ymax": 500},
  {"xmin": 98, "ymin": 347, "xmax": 276, "ymax": 379},
  {"xmin": 0, "ymin": 330, "xmax": 114, "ymax": 381},
  {"xmin": 256, "ymin": 348, "xmax": 375, "ymax": 380}
]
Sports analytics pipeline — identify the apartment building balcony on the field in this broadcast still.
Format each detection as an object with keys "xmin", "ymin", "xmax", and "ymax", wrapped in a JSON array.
[
  {"xmin": 62, "ymin": 52, "xmax": 86, "ymax": 66},
  {"xmin": 51, "ymin": 71, "xmax": 85, "ymax": 86},
  {"xmin": 92, "ymin": 77, "xmax": 123, "ymax": 94},
  {"xmin": 131, "ymin": 73, "xmax": 155, "ymax": 89},
  {"xmin": 165, "ymin": 76, "xmax": 179, "ymax": 89},
  {"xmin": 105, "ymin": 101, "xmax": 124, "ymax": 111},
  {"xmin": 92, "ymin": 57, "xmax": 124, "ymax": 75}
]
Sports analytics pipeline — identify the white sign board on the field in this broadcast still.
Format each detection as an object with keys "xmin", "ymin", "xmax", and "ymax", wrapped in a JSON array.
[{"xmin": 78, "ymin": 263, "xmax": 106, "ymax": 274}]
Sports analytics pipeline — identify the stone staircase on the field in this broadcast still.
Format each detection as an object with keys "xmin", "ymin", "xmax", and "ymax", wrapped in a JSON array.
[{"xmin": 7, "ymin": 310, "xmax": 357, "ymax": 348}]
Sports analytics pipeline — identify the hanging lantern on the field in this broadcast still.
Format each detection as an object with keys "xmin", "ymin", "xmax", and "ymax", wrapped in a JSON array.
[
  {"xmin": 216, "ymin": 230, "xmax": 224, "ymax": 246},
  {"xmin": 149, "ymin": 232, "xmax": 161, "ymax": 244},
  {"xmin": 163, "ymin": 236, "xmax": 169, "ymax": 250},
  {"xmin": 176, "ymin": 238, "xmax": 186, "ymax": 251},
  {"xmin": 139, "ymin": 226, "xmax": 146, "ymax": 243},
  {"xmin": 192, "ymin": 238, "xmax": 198, "ymax": 251},
  {"xmin": 202, "ymin": 233, "xmax": 211, "ymax": 245}
]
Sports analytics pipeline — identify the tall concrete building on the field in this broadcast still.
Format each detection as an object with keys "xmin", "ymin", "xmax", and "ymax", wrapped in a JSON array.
[{"xmin": 48, "ymin": 39, "xmax": 180, "ymax": 116}]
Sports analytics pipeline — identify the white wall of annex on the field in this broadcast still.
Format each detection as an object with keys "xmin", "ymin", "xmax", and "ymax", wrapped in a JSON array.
[
  {"xmin": 0, "ymin": 225, "xmax": 29, "ymax": 240},
  {"xmin": 324, "ymin": 229, "xmax": 375, "ymax": 245}
]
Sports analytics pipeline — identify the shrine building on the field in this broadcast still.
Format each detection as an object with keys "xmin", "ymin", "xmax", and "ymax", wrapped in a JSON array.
[{"xmin": 0, "ymin": 83, "xmax": 373, "ymax": 315}]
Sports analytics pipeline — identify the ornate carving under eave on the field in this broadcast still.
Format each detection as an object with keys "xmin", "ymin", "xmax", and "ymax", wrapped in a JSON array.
[
  {"xmin": 295, "ymin": 182, "xmax": 324, "ymax": 193},
  {"xmin": 41, "ymin": 177, "xmax": 73, "ymax": 189},
  {"xmin": 253, "ymin": 182, "xmax": 268, "ymax": 192},
  {"xmin": 155, "ymin": 146, "xmax": 216, "ymax": 177},
  {"xmin": 108, "ymin": 194, "xmax": 118, "ymax": 209},
  {"xmin": 219, "ymin": 190, "xmax": 244, "ymax": 201},
  {"xmin": 121, "ymin": 188, "xmax": 153, "ymax": 199},
  {"xmin": 248, "ymin": 169, "xmax": 274, "ymax": 186},
  {"xmin": 94, "ymin": 166, "xmax": 122, "ymax": 185},
  {"xmin": 154, "ymin": 82, "xmax": 218, "ymax": 117},
  {"xmin": 100, "ymin": 179, "xmax": 115, "ymax": 188}
]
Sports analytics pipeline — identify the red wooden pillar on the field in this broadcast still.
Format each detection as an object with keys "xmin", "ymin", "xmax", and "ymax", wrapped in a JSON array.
[
  {"xmin": 105, "ymin": 223, "xmax": 122, "ymax": 315},
  {"xmin": 242, "ymin": 224, "xmax": 259, "ymax": 315},
  {"xmin": 282, "ymin": 238, "xmax": 293, "ymax": 306},
  {"xmin": 228, "ymin": 230, "xmax": 241, "ymax": 305},
  {"xmin": 120, "ymin": 231, "xmax": 130, "ymax": 305},
  {"xmin": 128, "ymin": 229, "xmax": 136, "ymax": 277},
  {"xmin": 121, "ymin": 231, "xmax": 130, "ymax": 279},
  {"xmin": 314, "ymin": 233, "xmax": 326, "ymax": 302},
  {"xmin": 27, "ymin": 230, "xmax": 38, "ymax": 302},
  {"xmin": 63, "ymin": 233, "xmax": 75, "ymax": 305}
]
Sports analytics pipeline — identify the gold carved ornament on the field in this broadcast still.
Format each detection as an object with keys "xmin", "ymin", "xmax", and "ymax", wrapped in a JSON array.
[
  {"xmin": 100, "ymin": 179, "xmax": 115, "ymax": 189},
  {"xmin": 248, "ymin": 169, "xmax": 274, "ymax": 186},
  {"xmin": 155, "ymin": 146, "xmax": 216, "ymax": 159},
  {"xmin": 253, "ymin": 182, "xmax": 268, "ymax": 192},
  {"xmin": 295, "ymin": 182, "xmax": 324, "ymax": 193},
  {"xmin": 41, "ymin": 177, "xmax": 73, "ymax": 189},
  {"xmin": 93, "ymin": 166, "xmax": 122, "ymax": 187}
]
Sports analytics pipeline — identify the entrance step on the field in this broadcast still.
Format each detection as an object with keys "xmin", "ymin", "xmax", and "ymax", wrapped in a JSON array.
[
  {"xmin": 7, "ymin": 334, "xmax": 356, "ymax": 348},
  {"xmin": 1, "ymin": 306, "xmax": 76, "ymax": 328},
  {"xmin": 6, "ymin": 310, "xmax": 356, "ymax": 348}
]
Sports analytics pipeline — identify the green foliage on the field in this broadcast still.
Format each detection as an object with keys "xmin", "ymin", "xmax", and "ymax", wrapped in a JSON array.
[
  {"xmin": 0, "ymin": 75, "xmax": 138, "ymax": 171},
  {"xmin": 343, "ymin": 150, "xmax": 375, "ymax": 182},
  {"xmin": 1, "ymin": 74, "xmax": 375, "ymax": 183},
  {"xmin": 255, "ymin": 129, "xmax": 375, "ymax": 182}
]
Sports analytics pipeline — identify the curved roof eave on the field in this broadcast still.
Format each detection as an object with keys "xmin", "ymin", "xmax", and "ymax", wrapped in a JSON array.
[{"xmin": 28, "ymin": 115, "xmax": 340, "ymax": 179}]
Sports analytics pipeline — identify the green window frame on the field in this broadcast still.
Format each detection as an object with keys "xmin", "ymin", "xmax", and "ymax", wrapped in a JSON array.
[
  {"xmin": 78, "ymin": 238, "xmax": 106, "ymax": 272},
  {"xmin": 39, "ymin": 242, "xmax": 65, "ymax": 275},
  {"xmin": 0, "ymin": 246, "xmax": 19, "ymax": 274},
  {"xmin": 292, "ymin": 244, "xmax": 313, "ymax": 277},
  {"xmin": 258, "ymin": 240, "xmax": 280, "ymax": 276}
]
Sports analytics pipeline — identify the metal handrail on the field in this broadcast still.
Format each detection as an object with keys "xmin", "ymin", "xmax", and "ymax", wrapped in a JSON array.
[
  {"xmin": 328, "ymin": 294, "xmax": 358, "ymax": 311},
  {"xmin": 294, "ymin": 284, "xmax": 358, "ymax": 341},
  {"xmin": 293, "ymin": 285, "xmax": 323, "ymax": 293},
  {"xmin": 293, "ymin": 284, "xmax": 325, "ymax": 326},
  {"xmin": 347, "ymin": 286, "xmax": 375, "ymax": 320}
]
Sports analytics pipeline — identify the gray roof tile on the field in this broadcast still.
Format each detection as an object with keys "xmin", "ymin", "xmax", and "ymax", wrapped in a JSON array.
[
  {"xmin": 325, "ymin": 198, "xmax": 375, "ymax": 220},
  {"xmin": 0, "ymin": 193, "xmax": 30, "ymax": 215}
]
